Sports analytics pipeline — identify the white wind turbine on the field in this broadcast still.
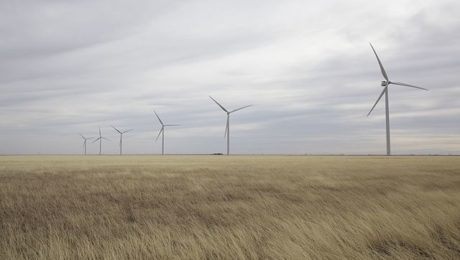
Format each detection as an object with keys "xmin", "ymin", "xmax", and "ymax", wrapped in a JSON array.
[
  {"xmin": 209, "ymin": 96, "xmax": 252, "ymax": 155},
  {"xmin": 79, "ymin": 134, "xmax": 93, "ymax": 155},
  {"xmin": 154, "ymin": 111, "xmax": 179, "ymax": 155},
  {"xmin": 368, "ymin": 43, "xmax": 428, "ymax": 155},
  {"xmin": 92, "ymin": 128, "xmax": 110, "ymax": 155},
  {"xmin": 111, "ymin": 126, "xmax": 133, "ymax": 155}
]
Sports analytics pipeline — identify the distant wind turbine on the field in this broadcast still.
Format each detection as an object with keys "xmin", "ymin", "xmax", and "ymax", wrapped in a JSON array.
[
  {"xmin": 154, "ymin": 111, "xmax": 179, "ymax": 155},
  {"xmin": 92, "ymin": 128, "xmax": 110, "ymax": 155},
  {"xmin": 79, "ymin": 134, "xmax": 93, "ymax": 155},
  {"xmin": 111, "ymin": 126, "xmax": 133, "ymax": 155},
  {"xmin": 209, "ymin": 96, "xmax": 252, "ymax": 155},
  {"xmin": 368, "ymin": 43, "xmax": 428, "ymax": 156}
]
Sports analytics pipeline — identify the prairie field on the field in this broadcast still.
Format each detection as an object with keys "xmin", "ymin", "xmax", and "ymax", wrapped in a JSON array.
[{"xmin": 0, "ymin": 155, "xmax": 459, "ymax": 259}]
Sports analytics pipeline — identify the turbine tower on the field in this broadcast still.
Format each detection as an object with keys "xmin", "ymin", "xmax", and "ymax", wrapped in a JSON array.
[
  {"xmin": 92, "ymin": 128, "xmax": 109, "ymax": 155},
  {"xmin": 111, "ymin": 126, "xmax": 133, "ymax": 155},
  {"xmin": 368, "ymin": 43, "xmax": 428, "ymax": 156},
  {"xmin": 154, "ymin": 111, "xmax": 179, "ymax": 155},
  {"xmin": 209, "ymin": 96, "xmax": 252, "ymax": 155},
  {"xmin": 79, "ymin": 134, "xmax": 93, "ymax": 155}
]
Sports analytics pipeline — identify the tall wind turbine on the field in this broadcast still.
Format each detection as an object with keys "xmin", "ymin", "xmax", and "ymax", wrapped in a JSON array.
[
  {"xmin": 92, "ymin": 128, "xmax": 110, "ymax": 155},
  {"xmin": 209, "ymin": 96, "xmax": 252, "ymax": 155},
  {"xmin": 79, "ymin": 134, "xmax": 93, "ymax": 155},
  {"xmin": 154, "ymin": 111, "xmax": 179, "ymax": 155},
  {"xmin": 111, "ymin": 126, "xmax": 133, "ymax": 155},
  {"xmin": 368, "ymin": 43, "xmax": 428, "ymax": 155}
]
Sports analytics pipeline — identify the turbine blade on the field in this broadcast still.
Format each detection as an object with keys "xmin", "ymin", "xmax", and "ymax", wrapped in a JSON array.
[
  {"xmin": 369, "ymin": 43, "xmax": 389, "ymax": 81},
  {"xmin": 99, "ymin": 128, "xmax": 101, "ymax": 137},
  {"xmin": 367, "ymin": 86, "xmax": 387, "ymax": 117},
  {"xmin": 209, "ymin": 96, "xmax": 228, "ymax": 113},
  {"xmin": 155, "ymin": 128, "xmax": 164, "ymax": 142},
  {"xmin": 102, "ymin": 137, "xmax": 110, "ymax": 141},
  {"xmin": 154, "ymin": 111, "xmax": 164, "ymax": 125},
  {"xmin": 230, "ymin": 105, "xmax": 252, "ymax": 113},
  {"xmin": 111, "ymin": 125, "xmax": 122, "ymax": 134},
  {"xmin": 92, "ymin": 137, "xmax": 101, "ymax": 143},
  {"xmin": 122, "ymin": 129, "xmax": 133, "ymax": 134},
  {"xmin": 164, "ymin": 124, "xmax": 180, "ymax": 127},
  {"xmin": 391, "ymin": 82, "xmax": 428, "ymax": 91}
]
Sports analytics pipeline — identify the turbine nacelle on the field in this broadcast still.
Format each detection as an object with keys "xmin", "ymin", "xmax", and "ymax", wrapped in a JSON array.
[{"xmin": 381, "ymin": 81, "xmax": 389, "ymax": 87}]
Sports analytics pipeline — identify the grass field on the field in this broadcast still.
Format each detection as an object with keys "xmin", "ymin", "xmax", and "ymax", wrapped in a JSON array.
[{"xmin": 0, "ymin": 155, "xmax": 459, "ymax": 259}]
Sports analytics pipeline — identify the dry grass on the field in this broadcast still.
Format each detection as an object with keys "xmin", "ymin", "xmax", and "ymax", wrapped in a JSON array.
[{"xmin": 0, "ymin": 155, "xmax": 459, "ymax": 259}]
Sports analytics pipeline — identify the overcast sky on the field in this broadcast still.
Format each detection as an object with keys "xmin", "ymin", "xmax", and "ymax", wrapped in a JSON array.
[{"xmin": 0, "ymin": 0, "xmax": 459, "ymax": 155}]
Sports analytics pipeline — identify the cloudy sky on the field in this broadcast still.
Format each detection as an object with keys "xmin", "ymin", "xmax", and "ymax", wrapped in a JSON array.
[{"xmin": 0, "ymin": 0, "xmax": 459, "ymax": 155}]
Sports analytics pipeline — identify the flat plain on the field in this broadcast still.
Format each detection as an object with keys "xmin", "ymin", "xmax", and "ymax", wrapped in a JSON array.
[{"xmin": 0, "ymin": 155, "xmax": 459, "ymax": 259}]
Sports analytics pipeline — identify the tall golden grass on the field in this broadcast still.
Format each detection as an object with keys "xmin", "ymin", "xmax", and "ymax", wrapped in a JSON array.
[{"xmin": 0, "ymin": 155, "xmax": 459, "ymax": 259}]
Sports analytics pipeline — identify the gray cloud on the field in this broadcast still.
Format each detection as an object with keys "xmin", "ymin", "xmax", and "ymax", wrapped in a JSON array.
[{"xmin": 0, "ymin": 0, "xmax": 459, "ymax": 155}]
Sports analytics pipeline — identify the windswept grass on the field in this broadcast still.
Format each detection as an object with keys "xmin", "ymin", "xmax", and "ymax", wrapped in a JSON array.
[{"xmin": 0, "ymin": 156, "xmax": 459, "ymax": 259}]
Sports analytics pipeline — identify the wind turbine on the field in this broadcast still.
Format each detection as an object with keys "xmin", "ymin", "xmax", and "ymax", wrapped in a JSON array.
[
  {"xmin": 209, "ymin": 96, "xmax": 252, "ymax": 155},
  {"xmin": 368, "ymin": 43, "xmax": 428, "ymax": 155},
  {"xmin": 111, "ymin": 126, "xmax": 133, "ymax": 155},
  {"xmin": 92, "ymin": 128, "xmax": 110, "ymax": 155},
  {"xmin": 79, "ymin": 134, "xmax": 93, "ymax": 155},
  {"xmin": 154, "ymin": 111, "xmax": 179, "ymax": 155}
]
